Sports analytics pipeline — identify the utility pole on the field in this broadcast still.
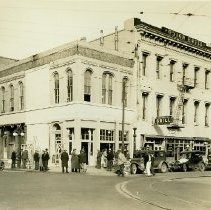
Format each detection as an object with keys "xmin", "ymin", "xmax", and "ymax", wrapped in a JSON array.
[{"xmin": 121, "ymin": 78, "xmax": 127, "ymax": 152}]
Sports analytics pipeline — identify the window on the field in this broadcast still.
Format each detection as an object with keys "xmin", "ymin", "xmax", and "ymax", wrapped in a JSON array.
[
  {"xmin": 84, "ymin": 69, "xmax": 92, "ymax": 102},
  {"xmin": 9, "ymin": 84, "xmax": 14, "ymax": 111},
  {"xmin": 156, "ymin": 56, "xmax": 163, "ymax": 79},
  {"xmin": 205, "ymin": 70, "xmax": 210, "ymax": 89},
  {"xmin": 100, "ymin": 129, "xmax": 114, "ymax": 141},
  {"xmin": 142, "ymin": 52, "xmax": 149, "ymax": 76},
  {"xmin": 67, "ymin": 69, "xmax": 73, "ymax": 102},
  {"xmin": 169, "ymin": 97, "xmax": 176, "ymax": 116},
  {"xmin": 142, "ymin": 92, "xmax": 148, "ymax": 120},
  {"xmin": 119, "ymin": 130, "xmax": 129, "ymax": 142},
  {"xmin": 170, "ymin": 60, "xmax": 176, "ymax": 82},
  {"xmin": 81, "ymin": 128, "xmax": 94, "ymax": 141},
  {"xmin": 67, "ymin": 128, "xmax": 74, "ymax": 154},
  {"xmin": 19, "ymin": 81, "xmax": 24, "ymax": 110},
  {"xmin": 194, "ymin": 67, "xmax": 199, "ymax": 87},
  {"xmin": 194, "ymin": 101, "xmax": 199, "ymax": 125},
  {"xmin": 1, "ymin": 87, "xmax": 5, "ymax": 113},
  {"xmin": 54, "ymin": 72, "xmax": 59, "ymax": 104},
  {"xmin": 182, "ymin": 99, "xmax": 188, "ymax": 124},
  {"xmin": 122, "ymin": 77, "xmax": 128, "ymax": 107},
  {"xmin": 205, "ymin": 103, "xmax": 210, "ymax": 127},
  {"xmin": 102, "ymin": 72, "xmax": 113, "ymax": 105},
  {"xmin": 156, "ymin": 95, "xmax": 163, "ymax": 117},
  {"xmin": 182, "ymin": 63, "xmax": 188, "ymax": 85},
  {"xmin": 53, "ymin": 123, "xmax": 61, "ymax": 154}
]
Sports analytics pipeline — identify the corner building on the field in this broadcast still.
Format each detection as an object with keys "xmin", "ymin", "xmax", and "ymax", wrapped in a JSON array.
[
  {"xmin": 0, "ymin": 42, "xmax": 135, "ymax": 166},
  {"xmin": 91, "ymin": 18, "xmax": 211, "ymax": 155}
]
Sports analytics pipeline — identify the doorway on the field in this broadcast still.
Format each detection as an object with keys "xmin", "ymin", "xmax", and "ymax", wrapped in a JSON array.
[{"xmin": 81, "ymin": 142, "xmax": 89, "ymax": 164}]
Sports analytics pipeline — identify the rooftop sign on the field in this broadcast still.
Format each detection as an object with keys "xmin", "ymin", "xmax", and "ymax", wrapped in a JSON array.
[{"xmin": 161, "ymin": 27, "xmax": 206, "ymax": 48}]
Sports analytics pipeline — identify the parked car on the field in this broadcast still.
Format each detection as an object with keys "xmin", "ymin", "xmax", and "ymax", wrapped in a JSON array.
[
  {"xmin": 173, "ymin": 150, "xmax": 206, "ymax": 172},
  {"xmin": 130, "ymin": 150, "xmax": 169, "ymax": 174}
]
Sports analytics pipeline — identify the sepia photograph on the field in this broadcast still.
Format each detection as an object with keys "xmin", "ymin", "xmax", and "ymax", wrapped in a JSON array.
[{"xmin": 0, "ymin": 0, "xmax": 211, "ymax": 209}]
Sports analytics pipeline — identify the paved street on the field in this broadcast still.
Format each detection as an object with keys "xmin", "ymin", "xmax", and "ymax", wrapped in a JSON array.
[
  {"xmin": 0, "ymin": 170, "xmax": 141, "ymax": 210},
  {"xmin": 0, "ymin": 170, "xmax": 211, "ymax": 210}
]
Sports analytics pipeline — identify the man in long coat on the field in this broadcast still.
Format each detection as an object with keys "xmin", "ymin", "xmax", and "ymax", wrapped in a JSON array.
[{"xmin": 61, "ymin": 149, "xmax": 69, "ymax": 173}]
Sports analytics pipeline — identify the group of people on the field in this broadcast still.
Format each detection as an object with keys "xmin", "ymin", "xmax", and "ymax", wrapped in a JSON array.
[
  {"xmin": 60, "ymin": 148, "xmax": 87, "ymax": 173},
  {"xmin": 11, "ymin": 148, "xmax": 50, "ymax": 171},
  {"xmin": 96, "ymin": 148, "xmax": 129, "ymax": 177},
  {"xmin": 33, "ymin": 149, "xmax": 50, "ymax": 171},
  {"xmin": 96, "ymin": 148, "xmax": 115, "ymax": 171}
]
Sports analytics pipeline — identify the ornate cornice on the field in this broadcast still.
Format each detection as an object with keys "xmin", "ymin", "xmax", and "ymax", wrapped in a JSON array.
[
  {"xmin": 136, "ymin": 21, "xmax": 211, "ymax": 60},
  {"xmin": 0, "ymin": 44, "xmax": 134, "ymax": 79}
]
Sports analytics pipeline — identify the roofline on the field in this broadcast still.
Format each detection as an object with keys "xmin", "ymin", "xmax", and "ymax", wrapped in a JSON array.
[{"xmin": 0, "ymin": 41, "xmax": 134, "ymax": 78}]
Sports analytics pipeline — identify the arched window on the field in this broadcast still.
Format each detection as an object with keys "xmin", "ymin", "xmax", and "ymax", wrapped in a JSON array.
[
  {"xmin": 102, "ymin": 72, "xmax": 113, "ymax": 105},
  {"xmin": 1, "ymin": 86, "xmax": 5, "ymax": 113},
  {"xmin": 9, "ymin": 84, "xmax": 14, "ymax": 111},
  {"xmin": 19, "ymin": 81, "xmax": 24, "ymax": 110},
  {"xmin": 84, "ymin": 69, "xmax": 92, "ymax": 102},
  {"xmin": 67, "ymin": 69, "xmax": 73, "ymax": 102},
  {"xmin": 122, "ymin": 77, "xmax": 128, "ymax": 107},
  {"xmin": 54, "ymin": 72, "xmax": 59, "ymax": 104}
]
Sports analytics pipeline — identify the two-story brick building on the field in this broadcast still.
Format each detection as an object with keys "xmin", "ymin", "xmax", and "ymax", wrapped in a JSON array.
[{"xmin": 0, "ymin": 41, "xmax": 135, "ymax": 166}]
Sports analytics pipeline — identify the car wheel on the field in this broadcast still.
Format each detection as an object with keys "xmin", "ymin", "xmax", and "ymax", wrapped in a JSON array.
[
  {"xmin": 160, "ymin": 163, "xmax": 168, "ymax": 173},
  {"xmin": 182, "ymin": 164, "xmax": 187, "ymax": 172},
  {"xmin": 198, "ymin": 162, "xmax": 205, "ymax": 172},
  {"xmin": 131, "ymin": 164, "xmax": 137, "ymax": 174}
]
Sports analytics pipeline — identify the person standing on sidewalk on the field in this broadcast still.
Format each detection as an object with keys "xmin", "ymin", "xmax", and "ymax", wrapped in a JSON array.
[
  {"xmin": 107, "ymin": 149, "xmax": 114, "ymax": 171},
  {"xmin": 78, "ymin": 148, "xmax": 87, "ymax": 173},
  {"xmin": 22, "ymin": 149, "xmax": 28, "ymax": 169},
  {"xmin": 117, "ymin": 149, "xmax": 127, "ymax": 177},
  {"xmin": 33, "ymin": 150, "xmax": 40, "ymax": 170},
  {"xmin": 42, "ymin": 150, "xmax": 50, "ymax": 171},
  {"xmin": 61, "ymin": 149, "xmax": 69, "ymax": 173},
  {"xmin": 96, "ymin": 150, "xmax": 102, "ymax": 169},
  {"xmin": 71, "ymin": 149, "xmax": 80, "ymax": 172},
  {"xmin": 11, "ymin": 150, "xmax": 17, "ymax": 169}
]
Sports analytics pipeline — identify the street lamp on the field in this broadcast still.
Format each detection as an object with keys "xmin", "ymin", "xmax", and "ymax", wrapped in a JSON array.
[{"xmin": 13, "ymin": 128, "xmax": 25, "ymax": 168}]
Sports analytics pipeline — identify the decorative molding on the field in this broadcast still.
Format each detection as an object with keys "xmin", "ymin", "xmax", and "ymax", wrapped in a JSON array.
[
  {"xmin": 50, "ymin": 60, "xmax": 76, "ymax": 69},
  {"xmin": 0, "ymin": 74, "xmax": 24, "ymax": 84}
]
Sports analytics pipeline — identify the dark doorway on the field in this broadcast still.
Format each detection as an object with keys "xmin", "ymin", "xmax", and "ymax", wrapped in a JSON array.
[{"xmin": 81, "ymin": 142, "xmax": 89, "ymax": 164}]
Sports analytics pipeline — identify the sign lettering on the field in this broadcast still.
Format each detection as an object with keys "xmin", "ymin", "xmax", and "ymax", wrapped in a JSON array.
[{"xmin": 155, "ymin": 116, "xmax": 174, "ymax": 125}]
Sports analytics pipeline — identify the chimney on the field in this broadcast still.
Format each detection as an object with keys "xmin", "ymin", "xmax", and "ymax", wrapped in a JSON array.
[{"xmin": 124, "ymin": 18, "xmax": 141, "ymax": 31}]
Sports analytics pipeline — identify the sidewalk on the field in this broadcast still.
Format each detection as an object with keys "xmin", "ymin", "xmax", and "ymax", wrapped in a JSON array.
[{"xmin": 3, "ymin": 166, "xmax": 124, "ymax": 176}]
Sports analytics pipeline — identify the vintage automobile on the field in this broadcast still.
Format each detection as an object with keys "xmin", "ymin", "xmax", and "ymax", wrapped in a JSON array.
[
  {"xmin": 173, "ymin": 150, "xmax": 206, "ymax": 172},
  {"xmin": 130, "ymin": 150, "xmax": 169, "ymax": 174}
]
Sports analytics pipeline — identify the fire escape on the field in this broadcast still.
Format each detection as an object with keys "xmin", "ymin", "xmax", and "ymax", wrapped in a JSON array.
[{"xmin": 168, "ymin": 63, "xmax": 195, "ymax": 129}]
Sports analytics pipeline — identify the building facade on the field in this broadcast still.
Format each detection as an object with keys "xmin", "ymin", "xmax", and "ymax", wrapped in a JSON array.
[
  {"xmin": 91, "ymin": 18, "xmax": 211, "ymax": 153},
  {"xmin": 0, "ymin": 42, "xmax": 135, "ymax": 166},
  {"xmin": 0, "ymin": 18, "xmax": 211, "ymax": 167}
]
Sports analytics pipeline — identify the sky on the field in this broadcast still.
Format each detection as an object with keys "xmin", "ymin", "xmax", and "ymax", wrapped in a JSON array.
[{"xmin": 0, "ymin": 0, "xmax": 211, "ymax": 59}]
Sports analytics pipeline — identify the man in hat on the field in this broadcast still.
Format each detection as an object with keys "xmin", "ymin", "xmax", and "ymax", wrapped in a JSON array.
[
  {"xmin": 144, "ymin": 145, "xmax": 152, "ymax": 176},
  {"xmin": 33, "ymin": 150, "xmax": 40, "ymax": 170},
  {"xmin": 61, "ymin": 149, "xmax": 69, "ymax": 173},
  {"xmin": 107, "ymin": 148, "xmax": 114, "ymax": 171}
]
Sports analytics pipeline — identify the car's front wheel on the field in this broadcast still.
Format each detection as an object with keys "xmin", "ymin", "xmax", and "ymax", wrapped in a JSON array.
[
  {"xmin": 131, "ymin": 164, "xmax": 137, "ymax": 174},
  {"xmin": 160, "ymin": 163, "xmax": 168, "ymax": 173},
  {"xmin": 198, "ymin": 162, "xmax": 205, "ymax": 172}
]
